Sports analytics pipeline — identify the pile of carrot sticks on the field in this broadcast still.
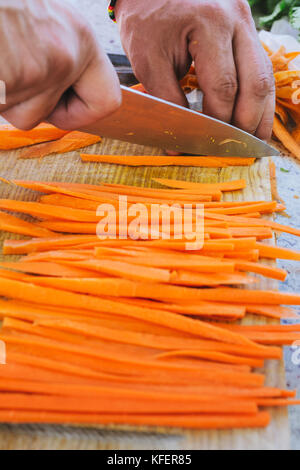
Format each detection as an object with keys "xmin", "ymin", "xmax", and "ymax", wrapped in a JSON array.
[
  {"xmin": 0, "ymin": 177, "xmax": 299, "ymax": 429},
  {"xmin": 180, "ymin": 44, "xmax": 300, "ymax": 162}
]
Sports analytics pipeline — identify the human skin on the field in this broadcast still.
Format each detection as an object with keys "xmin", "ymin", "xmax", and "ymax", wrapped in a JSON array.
[
  {"xmin": 115, "ymin": 0, "xmax": 276, "ymax": 140},
  {"xmin": 0, "ymin": 0, "xmax": 121, "ymax": 130}
]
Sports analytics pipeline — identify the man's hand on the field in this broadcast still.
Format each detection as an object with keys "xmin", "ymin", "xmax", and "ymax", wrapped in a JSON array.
[
  {"xmin": 115, "ymin": 0, "xmax": 275, "ymax": 140},
  {"xmin": 0, "ymin": 0, "xmax": 121, "ymax": 130}
]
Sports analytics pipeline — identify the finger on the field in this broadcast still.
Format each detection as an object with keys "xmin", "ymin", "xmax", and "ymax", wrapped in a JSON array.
[
  {"xmin": 134, "ymin": 58, "xmax": 189, "ymax": 108},
  {"xmin": 48, "ymin": 49, "xmax": 121, "ymax": 130},
  {"xmin": 1, "ymin": 89, "xmax": 62, "ymax": 130},
  {"xmin": 233, "ymin": 29, "xmax": 275, "ymax": 136},
  {"xmin": 189, "ymin": 33, "xmax": 238, "ymax": 123},
  {"xmin": 255, "ymin": 90, "xmax": 276, "ymax": 141}
]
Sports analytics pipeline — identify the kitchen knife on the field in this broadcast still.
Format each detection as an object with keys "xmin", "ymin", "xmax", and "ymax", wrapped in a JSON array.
[{"xmin": 82, "ymin": 86, "xmax": 279, "ymax": 157}]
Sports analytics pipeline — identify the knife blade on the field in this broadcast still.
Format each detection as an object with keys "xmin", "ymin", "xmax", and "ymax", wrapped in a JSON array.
[{"xmin": 82, "ymin": 86, "xmax": 279, "ymax": 157}]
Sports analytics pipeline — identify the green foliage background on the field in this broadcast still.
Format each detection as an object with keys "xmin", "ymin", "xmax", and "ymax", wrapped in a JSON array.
[{"xmin": 249, "ymin": 0, "xmax": 300, "ymax": 33}]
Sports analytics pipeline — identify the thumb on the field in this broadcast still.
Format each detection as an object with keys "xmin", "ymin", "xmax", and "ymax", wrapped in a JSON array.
[{"xmin": 48, "ymin": 50, "xmax": 121, "ymax": 130}]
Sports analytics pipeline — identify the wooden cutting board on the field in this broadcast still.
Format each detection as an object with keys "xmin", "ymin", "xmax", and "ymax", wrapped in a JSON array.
[{"xmin": 0, "ymin": 139, "xmax": 291, "ymax": 450}]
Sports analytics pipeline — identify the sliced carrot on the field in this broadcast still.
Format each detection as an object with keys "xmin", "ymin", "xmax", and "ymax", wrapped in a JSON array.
[
  {"xmin": 0, "ymin": 199, "xmax": 100, "ymax": 222},
  {"xmin": 0, "ymin": 261, "xmax": 106, "ymax": 278},
  {"xmin": 80, "ymin": 154, "xmax": 256, "ymax": 167},
  {"xmin": 0, "ymin": 211, "xmax": 54, "ymax": 238},
  {"xmin": 256, "ymin": 242, "xmax": 300, "ymax": 261},
  {"xmin": 19, "ymin": 131, "xmax": 101, "ymax": 159},
  {"xmin": 152, "ymin": 178, "xmax": 247, "ymax": 192},
  {"xmin": 0, "ymin": 393, "xmax": 258, "ymax": 415},
  {"xmin": 0, "ymin": 278, "xmax": 262, "ymax": 347},
  {"xmin": 0, "ymin": 123, "xmax": 69, "ymax": 150},
  {"xmin": 0, "ymin": 410, "xmax": 271, "ymax": 429}
]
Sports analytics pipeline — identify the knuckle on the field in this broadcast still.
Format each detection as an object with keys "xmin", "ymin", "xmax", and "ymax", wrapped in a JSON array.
[
  {"xmin": 212, "ymin": 75, "xmax": 238, "ymax": 101},
  {"xmin": 196, "ymin": 1, "xmax": 225, "ymax": 19},
  {"xmin": 252, "ymin": 72, "xmax": 275, "ymax": 98}
]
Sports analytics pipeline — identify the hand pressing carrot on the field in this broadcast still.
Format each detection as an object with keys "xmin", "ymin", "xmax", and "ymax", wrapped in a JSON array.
[{"xmin": 0, "ymin": 0, "xmax": 121, "ymax": 130}]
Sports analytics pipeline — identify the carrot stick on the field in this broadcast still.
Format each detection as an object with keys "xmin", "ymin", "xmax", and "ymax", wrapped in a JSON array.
[
  {"xmin": 0, "ymin": 123, "xmax": 69, "ymax": 150},
  {"xmin": 0, "ymin": 261, "xmax": 107, "ymax": 278},
  {"xmin": 152, "ymin": 178, "xmax": 247, "ymax": 192},
  {"xmin": 19, "ymin": 131, "xmax": 101, "ymax": 159},
  {"xmin": 0, "ymin": 377, "xmax": 289, "ymax": 401},
  {"xmin": 155, "ymin": 350, "xmax": 264, "ymax": 368},
  {"xmin": 246, "ymin": 305, "xmax": 298, "ymax": 319},
  {"xmin": 1, "ymin": 329, "xmax": 263, "ymax": 386},
  {"xmin": 256, "ymin": 242, "xmax": 300, "ymax": 261},
  {"xmin": 0, "ymin": 410, "xmax": 271, "ymax": 429},
  {"xmin": 273, "ymin": 116, "xmax": 300, "ymax": 161},
  {"xmin": 80, "ymin": 154, "xmax": 256, "ymax": 167},
  {"xmin": 234, "ymin": 260, "xmax": 287, "ymax": 281},
  {"xmin": 3, "ymin": 236, "xmax": 101, "ymax": 255},
  {"xmin": 0, "ymin": 278, "xmax": 263, "ymax": 346},
  {"xmin": 0, "ymin": 211, "xmax": 54, "ymax": 238},
  {"xmin": 0, "ymin": 393, "xmax": 259, "ymax": 415},
  {"xmin": 0, "ymin": 199, "xmax": 100, "ymax": 222}
]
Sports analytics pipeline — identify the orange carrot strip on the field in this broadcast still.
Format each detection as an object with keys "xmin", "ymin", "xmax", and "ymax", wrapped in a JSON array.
[
  {"xmin": 256, "ymin": 242, "xmax": 300, "ymax": 261},
  {"xmin": 80, "ymin": 154, "xmax": 256, "ymax": 167},
  {"xmin": 19, "ymin": 131, "xmax": 101, "ymax": 159},
  {"xmin": 0, "ymin": 211, "xmax": 54, "ymax": 238},
  {"xmin": 0, "ymin": 410, "xmax": 271, "ymax": 429},
  {"xmin": 273, "ymin": 116, "xmax": 300, "ymax": 161},
  {"xmin": 0, "ymin": 199, "xmax": 100, "ymax": 222},
  {"xmin": 0, "ymin": 393, "xmax": 258, "ymax": 415},
  {"xmin": 234, "ymin": 260, "xmax": 287, "ymax": 281},
  {"xmin": 0, "ymin": 123, "xmax": 69, "ymax": 150},
  {"xmin": 0, "ymin": 261, "xmax": 106, "ymax": 278},
  {"xmin": 152, "ymin": 178, "xmax": 247, "ymax": 191},
  {"xmin": 0, "ymin": 278, "xmax": 262, "ymax": 346}
]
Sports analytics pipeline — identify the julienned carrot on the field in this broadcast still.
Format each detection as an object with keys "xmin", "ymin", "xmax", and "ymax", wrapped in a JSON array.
[
  {"xmin": 246, "ymin": 305, "xmax": 298, "ymax": 319},
  {"xmin": 206, "ymin": 202, "xmax": 278, "ymax": 216},
  {"xmin": 205, "ymin": 212, "xmax": 300, "ymax": 238},
  {"xmin": 256, "ymin": 242, "xmax": 300, "ymax": 261},
  {"xmin": 228, "ymin": 227, "xmax": 273, "ymax": 240},
  {"xmin": 0, "ymin": 199, "xmax": 100, "ymax": 223},
  {"xmin": 152, "ymin": 178, "xmax": 247, "ymax": 192},
  {"xmin": 170, "ymin": 270, "xmax": 257, "ymax": 286},
  {"xmin": 0, "ymin": 410, "xmax": 271, "ymax": 429},
  {"xmin": 3, "ymin": 236, "xmax": 101, "ymax": 255},
  {"xmin": 234, "ymin": 260, "xmax": 287, "ymax": 281},
  {"xmin": 0, "ymin": 278, "xmax": 262, "ymax": 347},
  {"xmin": 0, "ymin": 261, "xmax": 106, "ymax": 278},
  {"xmin": 19, "ymin": 131, "xmax": 101, "ymax": 160},
  {"xmin": 273, "ymin": 116, "xmax": 300, "ymax": 161},
  {"xmin": 0, "ymin": 393, "xmax": 258, "ymax": 415},
  {"xmin": 256, "ymin": 399, "xmax": 300, "ymax": 407},
  {"xmin": 155, "ymin": 350, "xmax": 264, "ymax": 368},
  {"xmin": 90, "ymin": 254, "xmax": 235, "ymax": 273},
  {"xmin": 59, "ymin": 259, "xmax": 171, "ymax": 283},
  {"xmin": 1, "ymin": 329, "xmax": 263, "ymax": 386},
  {"xmin": 80, "ymin": 154, "xmax": 256, "ymax": 167},
  {"xmin": 98, "ymin": 183, "xmax": 221, "ymax": 200},
  {"xmin": 0, "ymin": 123, "xmax": 69, "ymax": 150},
  {"xmin": 0, "ymin": 377, "xmax": 290, "ymax": 401},
  {"xmin": 0, "ymin": 211, "xmax": 54, "ymax": 238},
  {"xmin": 1, "ymin": 237, "xmax": 250, "ymax": 256}
]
